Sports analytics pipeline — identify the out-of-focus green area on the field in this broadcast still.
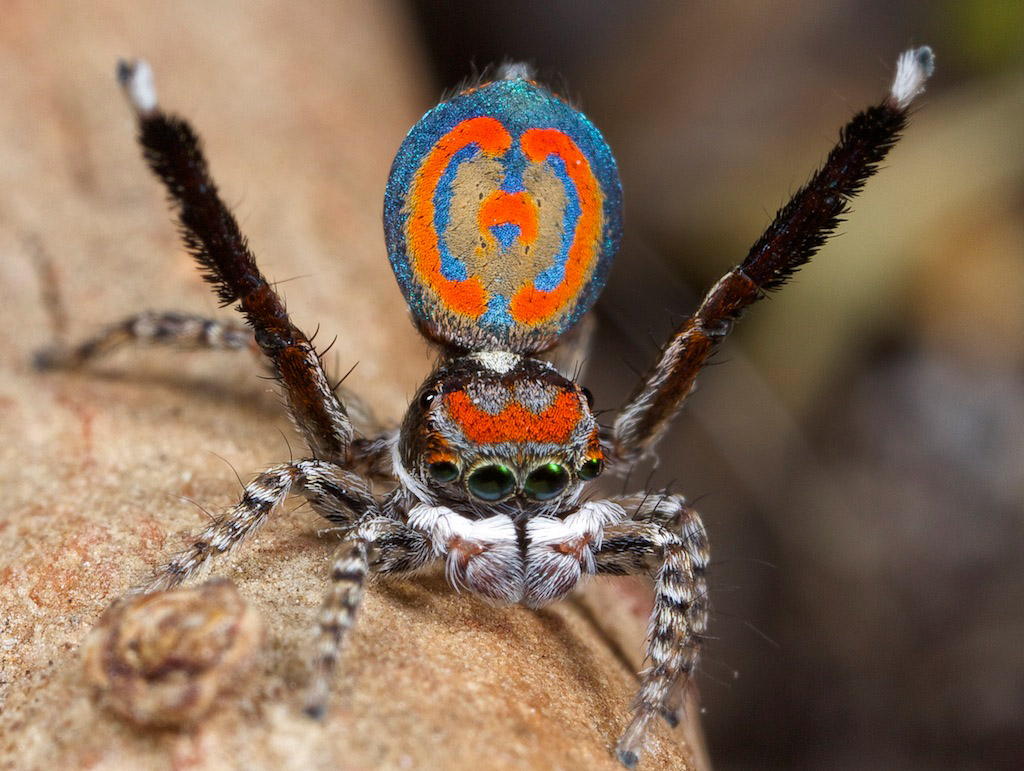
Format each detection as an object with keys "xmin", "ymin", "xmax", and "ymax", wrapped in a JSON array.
[
  {"xmin": 409, "ymin": 1, "xmax": 1024, "ymax": 766},
  {"xmin": 950, "ymin": 0, "xmax": 1024, "ymax": 71}
]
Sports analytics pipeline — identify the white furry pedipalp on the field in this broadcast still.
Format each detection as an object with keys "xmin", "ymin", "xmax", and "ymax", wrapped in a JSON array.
[
  {"xmin": 407, "ymin": 504, "xmax": 523, "ymax": 603},
  {"xmin": 523, "ymin": 500, "xmax": 627, "ymax": 607}
]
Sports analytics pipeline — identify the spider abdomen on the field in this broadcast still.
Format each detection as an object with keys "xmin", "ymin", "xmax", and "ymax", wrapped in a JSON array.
[{"xmin": 384, "ymin": 72, "xmax": 622, "ymax": 354}]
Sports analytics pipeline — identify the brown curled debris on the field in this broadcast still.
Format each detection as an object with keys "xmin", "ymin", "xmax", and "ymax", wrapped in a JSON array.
[{"xmin": 81, "ymin": 578, "xmax": 263, "ymax": 727}]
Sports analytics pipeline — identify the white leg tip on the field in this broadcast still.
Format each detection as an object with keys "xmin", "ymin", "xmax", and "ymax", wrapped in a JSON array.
[
  {"xmin": 890, "ymin": 46, "xmax": 935, "ymax": 110},
  {"xmin": 117, "ymin": 58, "xmax": 158, "ymax": 116}
]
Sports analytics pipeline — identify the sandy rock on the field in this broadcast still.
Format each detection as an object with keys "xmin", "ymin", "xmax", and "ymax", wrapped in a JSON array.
[
  {"xmin": 0, "ymin": 2, "xmax": 706, "ymax": 769},
  {"xmin": 81, "ymin": 579, "xmax": 264, "ymax": 728}
]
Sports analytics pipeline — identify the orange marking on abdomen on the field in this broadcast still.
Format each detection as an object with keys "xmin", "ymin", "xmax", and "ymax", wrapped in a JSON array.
[
  {"xmin": 446, "ymin": 390, "xmax": 581, "ymax": 445},
  {"xmin": 409, "ymin": 117, "xmax": 512, "ymax": 317},
  {"xmin": 511, "ymin": 129, "xmax": 603, "ymax": 325},
  {"xmin": 478, "ymin": 190, "xmax": 539, "ymax": 247}
]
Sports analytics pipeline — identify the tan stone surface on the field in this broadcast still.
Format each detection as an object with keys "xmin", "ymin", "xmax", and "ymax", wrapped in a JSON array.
[
  {"xmin": 0, "ymin": 2, "xmax": 704, "ymax": 769},
  {"xmin": 81, "ymin": 580, "xmax": 264, "ymax": 728}
]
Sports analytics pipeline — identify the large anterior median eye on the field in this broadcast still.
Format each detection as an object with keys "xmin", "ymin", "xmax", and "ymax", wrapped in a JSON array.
[
  {"xmin": 524, "ymin": 463, "xmax": 569, "ymax": 500},
  {"xmin": 467, "ymin": 464, "xmax": 516, "ymax": 501}
]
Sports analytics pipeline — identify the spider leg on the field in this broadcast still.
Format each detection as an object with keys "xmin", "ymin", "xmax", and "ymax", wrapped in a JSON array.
[
  {"xmin": 33, "ymin": 310, "xmax": 254, "ymax": 370},
  {"xmin": 348, "ymin": 434, "xmax": 397, "ymax": 481},
  {"xmin": 305, "ymin": 515, "xmax": 433, "ymax": 718},
  {"xmin": 33, "ymin": 304, "xmax": 395, "ymax": 475},
  {"xmin": 139, "ymin": 459, "xmax": 376, "ymax": 593},
  {"xmin": 116, "ymin": 60, "xmax": 353, "ymax": 464},
  {"xmin": 593, "ymin": 494, "xmax": 710, "ymax": 768},
  {"xmin": 613, "ymin": 47, "xmax": 935, "ymax": 463}
]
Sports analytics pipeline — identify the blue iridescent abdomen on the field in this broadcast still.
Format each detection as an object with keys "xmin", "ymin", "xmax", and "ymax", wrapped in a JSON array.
[{"xmin": 384, "ymin": 76, "xmax": 622, "ymax": 353}]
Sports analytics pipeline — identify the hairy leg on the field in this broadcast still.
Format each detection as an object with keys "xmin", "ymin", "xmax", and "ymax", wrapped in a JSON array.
[
  {"xmin": 33, "ymin": 305, "xmax": 396, "ymax": 476},
  {"xmin": 34, "ymin": 311, "xmax": 253, "ymax": 370},
  {"xmin": 138, "ymin": 459, "xmax": 376, "ymax": 593},
  {"xmin": 593, "ymin": 494, "xmax": 710, "ymax": 768},
  {"xmin": 305, "ymin": 515, "xmax": 434, "ymax": 717},
  {"xmin": 613, "ymin": 48, "xmax": 935, "ymax": 462},
  {"xmin": 117, "ymin": 60, "xmax": 353, "ymax": 463}
]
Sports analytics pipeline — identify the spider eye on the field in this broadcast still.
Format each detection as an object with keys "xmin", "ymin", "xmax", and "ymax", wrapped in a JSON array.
[
  {"xmin": 428, "ymin": 461, "xmax": 459, "ymax": 483},
  {"xmin": 419, "ymin": 388, "xmax": 439, "ymax": 409},
  {"xmin": 580, "ymin": 387, "xmax": 594, "ymax": 409},
  {"xmin": 578, "ymin": 458, "xmax": 603, "ymax": 481},
  {"xmin": 466, "ymin": 464, "xmax": 516, "ymax": 501},
  {"xmin": 524, "ymin": 463, "xmax": 569, "ymax": 501}
]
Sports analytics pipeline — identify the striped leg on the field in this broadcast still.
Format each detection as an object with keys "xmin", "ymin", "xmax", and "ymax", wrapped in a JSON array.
[
  {"xmin": 34, "ymin": 310, "xmax": 253, "ymax": 370},
  {"xmin": 593, "ymin": 495, "xmax": 710, "ymax": 768},
  {"xmin": 659, "ymin": 502, "xmax": 710, "ymax": 727},
  {"xmin": 305, "ymin": 517, "xmax": 433, "ymax": 718},
  {"xmin": 138, "ymin": 460, "xmax": 376, "ymax": 593},
  {"xmin": 34, "ymin": 306, "xmax": 395, "ymax": 477}
]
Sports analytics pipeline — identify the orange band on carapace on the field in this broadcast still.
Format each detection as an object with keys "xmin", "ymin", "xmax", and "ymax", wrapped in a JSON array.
[
  {"xmin": 408, "ymin": 116, "xmax": 513, "ymax": 317},
  {"xmin": 445, "ymin": 390, "xmax": 582, "ymax": 445},
  {"xmin": 478, "ymin": 190, "xmax": 539, "ymax": 248},
  {"xmin": 510, "ymin": 128, "xmax": 603, "ymax": 325}
]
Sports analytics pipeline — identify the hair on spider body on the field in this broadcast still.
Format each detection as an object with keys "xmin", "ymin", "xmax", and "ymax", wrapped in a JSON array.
[
  {"xmin": 400, "ymin": 352, "xmax": 601, "ymax": 511},
  {"xmin": 43, "ymin": 48, "xmax": 933, "ymax": 768}
]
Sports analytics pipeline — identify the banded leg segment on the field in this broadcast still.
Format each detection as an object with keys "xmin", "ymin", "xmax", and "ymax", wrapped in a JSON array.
[
  {"xmin": 138, "ymin": 459, "xmax": 375, "ymax": 593},
  {"xmin": 305, "ymin": 517, "xmax": 433, "ymax": 718},
  {"xmin": 305, "ymin": 536, "xmax": 371, "ymax": 719},
  {"xmin": 613, "ymin": 47, "xmax": 935, "ymax": 462},
  {"xmin": 33, "ymin": 311, "xmax": 253, "ymax": 370},
  {"xmin": 33, "ymin": 304, "xmax": 396, "ymax": 479},
  {"xmin": 593, "ymin": 495, "xmax": 710, "ymax": 768},
  {"xmin": 117, "ymin": 60, "xmax": 353, "ymax": 463}
]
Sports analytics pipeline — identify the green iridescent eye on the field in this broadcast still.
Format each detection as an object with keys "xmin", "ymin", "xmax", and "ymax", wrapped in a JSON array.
[
  {"xmin": 524, "ymin": 463, "xmax": 569, "ymax": 500},
  {"xmin": 578, "ymin": 458, "xmax": 603, "ymax": 481},
  {"xmin": 428, "ymin": 461, "xmax": 459, "ymax": 483},
  {"xmin": 467, "ymin": 464, "xmax": 516, "ymax": 501}
]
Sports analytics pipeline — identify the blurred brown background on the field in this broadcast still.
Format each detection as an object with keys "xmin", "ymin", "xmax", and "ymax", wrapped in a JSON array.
[
  {"xmin": 2, "ymin": 0, "xmax": 1022, "ymax": 768},
  {"xmin": 403, "ymin": 0, "xmax": 1024, "ymax": 767}
]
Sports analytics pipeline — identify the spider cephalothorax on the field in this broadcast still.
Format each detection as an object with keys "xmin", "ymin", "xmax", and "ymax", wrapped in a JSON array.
[
  {"xmin": 400, "ymin": 352, "xmax": 601, "ymax": 509},
  {"xmin": 42, "ymin": 49, "xmax": 934, "ymax": 767},
  {"xmin": 396, "ymin": 351, "xmax": 609, "ymax": 605}
]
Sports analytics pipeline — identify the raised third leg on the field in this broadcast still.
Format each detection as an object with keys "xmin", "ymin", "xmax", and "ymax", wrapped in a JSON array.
[{"xmin": 117, "ymin": 60, "xmax": 354, "ymax": 464}]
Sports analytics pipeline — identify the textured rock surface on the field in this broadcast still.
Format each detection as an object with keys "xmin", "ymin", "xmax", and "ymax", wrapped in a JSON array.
[
  {"xmin": 0, "ymin": 2, "xmax": 706, "ymax": 768},
  {"xmin": 81, "ymin": 580, "xmax": 264, "ymax": 728}
]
